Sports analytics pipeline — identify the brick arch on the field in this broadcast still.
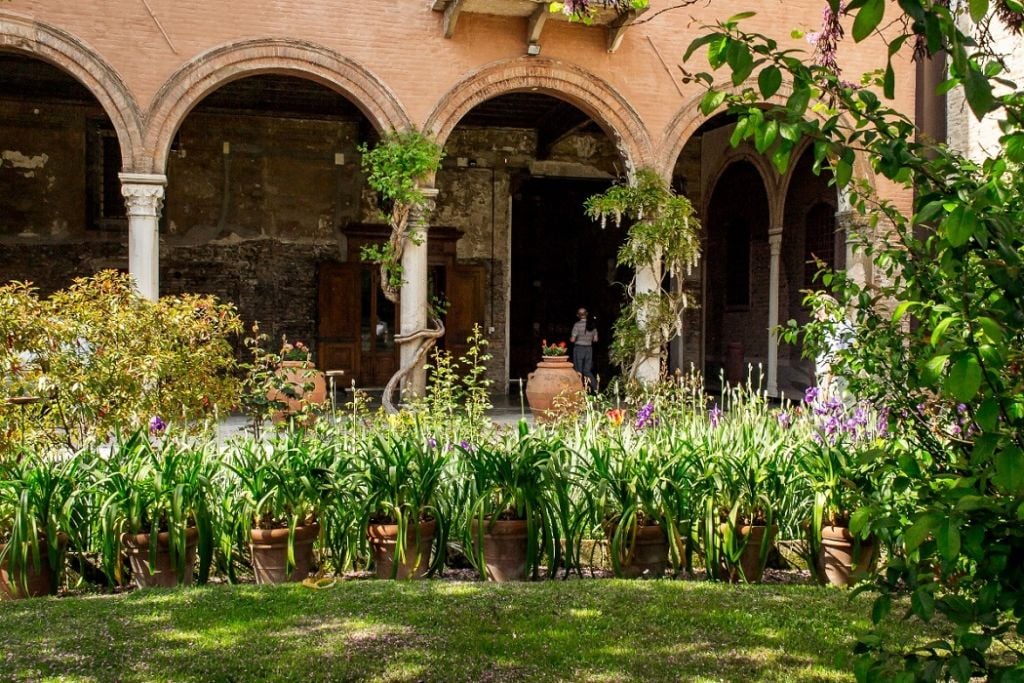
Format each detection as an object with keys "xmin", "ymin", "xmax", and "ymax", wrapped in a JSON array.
[
  {"xmin": 424, "ymin": 58, "xmax": 655, "ymax": 174},
  {"xmin": 702, "ymin": 152, "xmax": 779, "ymax": 233},
  {"xmin": 0, "ymin": 11, "xmax": 143, "ymax": 169},
  {"xmin": 659, "ymin": 81, "xmax": 875, "ymax": 195},
  {"xmin": 144, "ymin": 38, "xmax": 411, "ymax": 174}
]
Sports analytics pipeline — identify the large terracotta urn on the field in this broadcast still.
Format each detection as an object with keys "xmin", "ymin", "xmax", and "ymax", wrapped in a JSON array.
[
  {"xmin": 267, "ymin": 360, "xmax": 327, "ymax": 422},
  {"xmin": 525, "ymin": 355, "xmax": 584, "ymax": 422}
]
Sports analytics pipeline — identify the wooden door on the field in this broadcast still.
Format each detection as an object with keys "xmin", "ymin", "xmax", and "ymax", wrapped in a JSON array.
[
  {"xmin": 446, "ymin": 264, "xmax": 486, "ymax": 360},
  {"xmin": 318, "ymin": 261, "xmax": 399, "ymax": 388},
  {"xmin": 359, "ymin": 267, "xmax": 399, "ymax": 387},
  {"xmin": 318, "ymin": 262, "xmax": 360, "ymax": 381}
]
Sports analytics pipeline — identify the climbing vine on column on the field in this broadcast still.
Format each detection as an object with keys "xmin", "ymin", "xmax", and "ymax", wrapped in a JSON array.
[
  {"xmin": 358, "ymin": 130, "xmax": 444, "ymax": 303},
  {"xmin": 359, "ymin": 130, "xmax": 445, "ymax": 412},
  {"xmin": 585, "ymin": 168, "xmax": 701, "ymax": 379}
]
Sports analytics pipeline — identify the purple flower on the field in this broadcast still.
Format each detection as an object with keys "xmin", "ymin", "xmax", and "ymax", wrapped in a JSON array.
[
  {"xmin": 709, "ymin": 404, "xmax": 723, "ymax": 428},
  {"xmin": 777, "ymin": 411, "xmax": 792, "ymax": 429},
  {"xmin": 804, "ymin": 386, "xmax": 820, "ymax": 405},
  {"xmin": 148, "ymin": 415, "xmax": 166, "ymax": 436},
  {"xmin": 957, "ymin": 403, "xmax": 968, "ymax": 414},
  {"xmin": 427, "ymin": 437, "xmax": 438, "ymax": 449},
  {"xmin": 635, "ymin": 402, "xmax": 656, "ymax": 430},
  {"xmin": 459, "ymin": 440, "xmax": 474, "ymax": 452},
  {"xmin": 853, "ymin": 407, "xmax": 868, "ymax": 427}
]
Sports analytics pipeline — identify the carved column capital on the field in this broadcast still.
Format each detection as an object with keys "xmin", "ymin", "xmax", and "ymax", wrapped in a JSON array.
[
  {"xmin": 119, "ymin": 173, "xmax": 167, "ymax": 218},
  {"xmin": 410, "ymin": 187, "xmax": 439, "ymax": 224}
]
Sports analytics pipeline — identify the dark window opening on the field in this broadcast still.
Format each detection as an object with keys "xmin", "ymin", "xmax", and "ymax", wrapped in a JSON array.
[{"xmin": 86, "ymin": 119, "xmax": 126, "ymax": 230}]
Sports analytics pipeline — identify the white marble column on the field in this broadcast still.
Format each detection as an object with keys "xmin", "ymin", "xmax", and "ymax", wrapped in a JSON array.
[
  {"xmin": 119, "ymin": 173, "xmax": 166, "ymax": 301},
  {"xmin": 399, "ymin": 188, "xmax": 438, "ymax": 400},
  {"xmin": 634, "ymin": 250, "xmax": 661, "ymax": 383},
  {"xmin": 767, "ymin": 230, "xmax": 782, "ymax": 397}
]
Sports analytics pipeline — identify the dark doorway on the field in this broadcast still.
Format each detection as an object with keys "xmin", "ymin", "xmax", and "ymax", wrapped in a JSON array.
[{"xmin": 509, "ymin": 176, "xmax": 627, "ymax": 390}]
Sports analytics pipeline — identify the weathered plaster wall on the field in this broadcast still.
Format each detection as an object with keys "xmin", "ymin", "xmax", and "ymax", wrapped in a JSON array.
[
  {"xmin": 164, "ymin": 113, "xmax": 366, "ymax": 244},
  {"xmin": 0, "ymin": 100, "xmax": 92, "ymax": 238}
]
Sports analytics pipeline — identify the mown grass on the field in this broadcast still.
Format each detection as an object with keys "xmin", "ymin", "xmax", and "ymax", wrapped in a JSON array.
[{"xmin": 0, "ymin": 579, "xmax": 931, "ymax": 682}]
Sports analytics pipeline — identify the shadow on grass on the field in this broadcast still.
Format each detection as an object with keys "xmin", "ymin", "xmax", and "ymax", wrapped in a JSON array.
[{"xmin": 0, "ymin": 580, "xmax": 919, "ymax": 682}]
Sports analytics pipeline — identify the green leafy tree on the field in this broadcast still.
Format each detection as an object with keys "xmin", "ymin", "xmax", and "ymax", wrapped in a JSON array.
[{"xmin": 685, "ymin": 2, "xmax": 1024, "ymax": 679}]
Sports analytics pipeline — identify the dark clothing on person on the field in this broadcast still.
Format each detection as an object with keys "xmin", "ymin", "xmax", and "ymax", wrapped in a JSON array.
[{"xmin": 573, "ymin": 344, "xmax": 595, "ymax": 390}]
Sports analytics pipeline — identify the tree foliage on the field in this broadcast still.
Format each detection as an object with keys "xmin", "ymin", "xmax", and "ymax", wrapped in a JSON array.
[{"xmin": 686, "ymin": 1, "xmax": 1024, "ymax": 679}]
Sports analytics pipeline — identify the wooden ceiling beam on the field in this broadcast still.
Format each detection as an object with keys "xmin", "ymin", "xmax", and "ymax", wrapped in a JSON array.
[
  {"xmin": 526, "ymin": 3, "xmax": 549, "ymax": 44},
  {"xmin": 443, "ymin": 0, "xmax": 467, "ymax": 38},
  {"xmin": 606, "ymin": 6, "xmax": 646, "ymax": 53}
]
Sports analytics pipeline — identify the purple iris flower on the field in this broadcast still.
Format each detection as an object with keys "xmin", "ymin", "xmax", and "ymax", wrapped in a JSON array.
[
  {"xmin": 804, "ymin": 386, "xmax": 820, "ymax": 405},
  {"xmin": 149, "ymin": 415, "xmax": 166, "ymax": 436},
  {"xmin": 709, "ymin": 404, "xmax": 723, "ymax": 428},
  {"xmin": 635, "ymin": 402, "xmax": 656, "ymax": 430},
  {"xmin": 777, "ymin": 411, "xmax": 791, "ymax": 429}
]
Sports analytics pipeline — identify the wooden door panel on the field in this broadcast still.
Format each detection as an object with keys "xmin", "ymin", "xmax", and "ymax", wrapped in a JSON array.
[
  {"xmin": 319, "ymin": 342, "xmax": 358, "ymax": 378},
  {"xmin": 318, "ymin": 262, "xmax": 359, "ymax": 340},
  {"xmin": 446, "ymin": 265, "xmax": 486, "ymax": 358}
]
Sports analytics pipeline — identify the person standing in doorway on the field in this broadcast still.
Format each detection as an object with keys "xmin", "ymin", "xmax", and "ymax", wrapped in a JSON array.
[{"xmin": 570, "ymin": 307, "xmax": 598, "ymax": 391}]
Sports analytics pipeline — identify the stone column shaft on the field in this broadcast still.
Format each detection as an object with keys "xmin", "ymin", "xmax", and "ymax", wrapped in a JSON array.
[
  {"xmin": 767, "ymin": 231, "xmax": 782, "ymax": 397},
  {"xmin": 634, "ymin": 250, "xmax": 661, "ymax": 383},
  {"xmin": 119, "ymin": 173, "xmax": 166, "ymax": 301},
  {"xmin": 399, "ymin": 188, "xmax": 437, "ymax": 399}
]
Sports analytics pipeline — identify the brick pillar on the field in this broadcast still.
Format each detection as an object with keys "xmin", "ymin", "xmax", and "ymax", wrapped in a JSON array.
[
  {"xmin": 119, "ymin": 173, "xmax": 166, "ymax": 301},
  {"xmin": 399, "ymin": 188, "xmax": 438, "ymax": 400}
]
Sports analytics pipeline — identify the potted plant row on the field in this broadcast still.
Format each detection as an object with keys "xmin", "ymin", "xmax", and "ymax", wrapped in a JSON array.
[
  {"xmin": 0, "ymin": 452, "xmax": 85, "ymax": 598},
  {"xmin": 95, "ymin": 432, "xmax": 215, "ymax": 589}
]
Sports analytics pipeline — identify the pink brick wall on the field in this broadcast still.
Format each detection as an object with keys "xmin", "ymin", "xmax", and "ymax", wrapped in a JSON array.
[{"xmin": 2, "ymin": 0, "xmax": 916, "ymax": 205}]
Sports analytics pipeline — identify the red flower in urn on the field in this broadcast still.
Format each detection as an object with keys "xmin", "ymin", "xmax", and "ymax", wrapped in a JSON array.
[{"xmin": 541, "ymin": 339, "xmax": 568, "ymax": 357}]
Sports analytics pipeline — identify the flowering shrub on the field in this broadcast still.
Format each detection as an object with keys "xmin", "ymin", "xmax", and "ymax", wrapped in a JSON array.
[{"xmin": 0, "ymin": 271, "xmax": 240, "ymax": 452}]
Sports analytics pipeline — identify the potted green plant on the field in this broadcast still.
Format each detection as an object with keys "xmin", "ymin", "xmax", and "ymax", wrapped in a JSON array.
[
  {"xmin": 799, "ymin": 389, "xmax": 882, "ymax": 587},
  {"xmin": 95, "ymin": 432, "xmax": 215, "ymax": 589},
  {"xmin": 457, "ymin": 421, "xmax": 574, "ymax": 581},
  {"xmin": 0, "ymin": 451, "xmax": 85, "ymax": 598},
  {"xmin": 357, "ymin": 428, "xmax": 449, "ymax": 579},
  {"xmin": 585, "ymin": 422, "xmax": 686, "ymax": 579},
  {"xmin": 267, "ymin": 338, "xmax": 327, "ymax": 424},
  {"xmin": 225, "ymin": 431, "xmax": 339, "ymax": 584},
  {"xmin": 697, "ymin": 389, "xmax": 808, "ymax": 583}
]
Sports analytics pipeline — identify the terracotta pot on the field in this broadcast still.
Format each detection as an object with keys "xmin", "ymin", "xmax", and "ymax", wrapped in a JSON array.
[
  {"xmin": 267, "ymin": 360, "xmax": 327, "ymax": 422},
  {"xmin": 525, "ymin": 356, "xmax": 583, "ymax": 422},
  {"xmin": 250, "ymin": 522, "xmax": 320, "ymax": 584},
  {"xmin": 716, "ymin": 524, "xmax": 777, "ymax": 583},
  {"xmin": 121, "ymin": 527, "xmax": 199, "ymax": 589},
  {"xmin": 470, "ymin": 518, "xmax": 529, "ymax": 582},
  {"xmin": 367, "ymin": 519, "xmax": 436, "ymax": 579},
  {"xmin": 818, "ymin": 525, "xmax": 877, "ymax": 587},
  {"xmin": 605, "ymin": 522, "xmax": 669, "ymax": 579},
  {"xmin": 0, "ymin": 544, "xmax": 57, "ymax": 600}
]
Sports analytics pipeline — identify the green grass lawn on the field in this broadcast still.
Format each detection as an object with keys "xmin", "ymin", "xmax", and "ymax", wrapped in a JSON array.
[{"xmin": 0, "ymin": 579, "xmax": 927, "ymax": 682}]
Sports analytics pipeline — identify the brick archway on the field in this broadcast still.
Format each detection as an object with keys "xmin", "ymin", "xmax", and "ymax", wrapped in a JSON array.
[
  {"xmin": 703, "ymin": 149, "xmax": 781, "ymax": 230},
  {"xmin": 144, "ymin": 38, "xmax": 411, "ymax": 175},
  {"xmin": 0, "ymin": 11, "xmax": 143, "ymax": 169},
  {"xmin": 425, "ymin": 58, "xmax": 655, "ymax": 174},
  {"xmin": 659, "ymin": 82, "xmax": 875, "ymax": 199}
]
